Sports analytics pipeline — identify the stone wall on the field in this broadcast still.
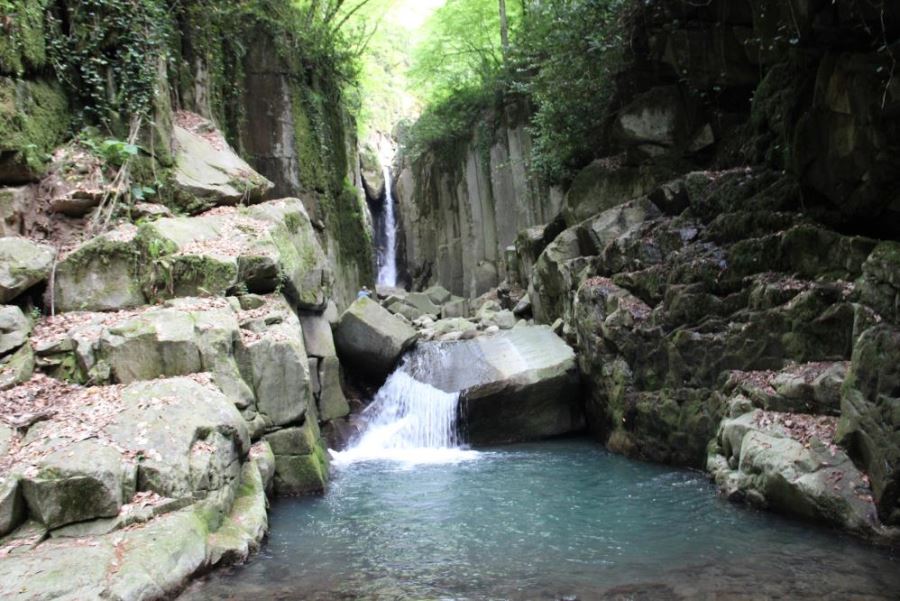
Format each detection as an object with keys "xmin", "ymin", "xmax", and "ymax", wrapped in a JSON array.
[{"xmin": 394, "ymin": 101, "xmax": 563, "ymax": 297}]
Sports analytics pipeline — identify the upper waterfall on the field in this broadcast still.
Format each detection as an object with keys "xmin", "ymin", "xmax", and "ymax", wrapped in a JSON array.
[{"xmin": 377, "ymin": 165, "xmax": 398, "ymax": 288}]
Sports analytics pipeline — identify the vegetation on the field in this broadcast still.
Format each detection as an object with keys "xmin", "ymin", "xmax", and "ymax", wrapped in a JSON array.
[{"xmin": 401, "ymin": 0, "xmax": 629, "ymax": 183}]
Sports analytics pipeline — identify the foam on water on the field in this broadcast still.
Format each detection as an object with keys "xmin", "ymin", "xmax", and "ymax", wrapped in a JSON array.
[{"xmin": 330, "ymin": 368, "xmax": 479, "ymax": 467}]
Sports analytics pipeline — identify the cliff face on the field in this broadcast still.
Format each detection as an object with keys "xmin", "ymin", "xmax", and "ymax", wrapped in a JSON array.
[
  {"xmin": 397, "ymin": 0, "xmax": 900, "ymax": 539},
  {"xmin": 0, "ymin": 2, "xmax": 366, "ymax": 596},
  {"xmin": 394, "ymin": 101, "xmax": 563, "ymax": 297}
]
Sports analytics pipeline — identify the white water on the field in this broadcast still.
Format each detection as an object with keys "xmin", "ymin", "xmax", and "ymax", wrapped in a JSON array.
[
  {"xmin": 330, "ymin": 356, "xmax": 479, "ymax": 467},
  {"xmin": 376, "ymin": 165, "xmax": 398, "ymax": 288}
]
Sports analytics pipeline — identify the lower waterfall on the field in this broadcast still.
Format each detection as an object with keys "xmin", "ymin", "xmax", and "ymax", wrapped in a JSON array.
[{"xmin": 330, "ymin": 347, "xmax": 479, "ymax": 466}]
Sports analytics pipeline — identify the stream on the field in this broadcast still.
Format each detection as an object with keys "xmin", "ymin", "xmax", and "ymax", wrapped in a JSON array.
[{"xmin": 180, "ymin": 353, "xmax": 900, "ymax": 600}]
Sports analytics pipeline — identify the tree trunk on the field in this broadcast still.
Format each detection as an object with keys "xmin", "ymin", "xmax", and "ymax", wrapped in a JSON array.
[{"xmin": 499, "ymin": 0, "xmax": 510, "ymax": 58}]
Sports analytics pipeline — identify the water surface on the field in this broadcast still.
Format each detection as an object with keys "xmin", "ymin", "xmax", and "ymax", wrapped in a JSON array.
[{"xmin": 181, "ymin": 439, "xmax": 900, "ymax": 600}]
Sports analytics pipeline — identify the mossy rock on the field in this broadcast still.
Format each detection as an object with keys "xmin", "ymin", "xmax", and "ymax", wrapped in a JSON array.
[
  {"xmin": 0, "ymin": 236, "xmax": 54, "ymax": 303},
  {"xmin": 53, "ymin": 230, "xmax": 145, "ymax": 312},
  {"xmin": 0, "ymin": 1, "xmax": 50, "ymax": 76},
  {"xmin": 0, "ymin": 76, "xmax": 70, "ymax": 183}
]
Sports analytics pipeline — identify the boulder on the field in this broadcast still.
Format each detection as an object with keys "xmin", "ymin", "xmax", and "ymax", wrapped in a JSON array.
[
  {"xmin": 530, "ymin": 226, "xmax": 584, "ymax": 324},
  {"xmin": 409, "ymin": 326, "xmax": 582, "ymax": 444},
  {"xmin": 562, "ymin": 160, "xmax": 671, "ymax": 226},
  {"xmin": 105, "ymin": 377, "xmax": 250, "ymax": 498},
  {"xmin": 0, "ymin": 187, "xmax": 30, "ymax": 237},
  {"xmin": 441, "ymin": 296, "xmax": 470, "ymax": 319},
  {"xmin": 171, "ymin": 113, "xmax": 274, "ymax": 214},
  {"xmin": 263, "ymin": 418, "xmax": 328, "ymax": 495},
  {"xmin": 424, "ymin": 285, "xmax": 452, "ymax": 306},
  {"xmin": 0, "ymin": 344, "xmax": 33, "ymax": 390},
  {"xmin": 0, "ymin": 305, "xmax": 30, "ymax": 355},
  {"xmin": 858, "ymin": 241, "xmax": 900, "ymax": 323},
  {"xmin": 710, "ymin": 410, "xmax": 883, "ymax": 536},
  {"xmin": 0, "ymin": 476, "xmax": 24, "ymax": 537},
  {"xmin": 615, "ymin": 86, "xmax": 691, "ymax": 151},
  {"xmin": 0, "ymin": 237, "xmax": 54, "ymax": 303},
  {"xmin": 837, "ymin": 325, "xmax": 900, "ymax": 526},
  {"xmin": 298, "ymin": 312, "xmax": 337, "ymax": 358},
  {"xmin": 334, "ymin": 297, "xmax": 418, "ymax": 381},
  {"xmin": 236, "ymin": 320, "xmax": 312, "ymax": 428},
  {"xmin": 53, "ymin": 227, "xmax": 145, "ymax": 312},
  {"xmin": 316, "ymin": 355, "xmax": 350, "ymax": 421},
  {"xmin": 21, "ymin": 440, "xmax": 133, "ymax": 530},
  {"xmin": 405, "ymin": 292, "xmax": 441, "ymax": 316}
]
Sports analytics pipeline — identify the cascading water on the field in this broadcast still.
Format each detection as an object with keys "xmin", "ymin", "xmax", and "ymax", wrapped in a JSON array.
[
  {"xmin": 376, "ymin": 165, "xmax": 398, "ymax": 288},
  {"xmin": 330, "ymin": 344, "xmax": 479, "ymax": 466}
]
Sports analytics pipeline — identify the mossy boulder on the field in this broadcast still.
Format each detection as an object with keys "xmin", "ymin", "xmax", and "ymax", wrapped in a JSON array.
[
  {"xmin": 0, "ymin": 236, "xmax": 54, "ymax": 303},
  {"xmin": 0, "ymin": 475, "xmax": 25, "ymax": 537},
  {"xmin": 248, "ymin": 199, "xmax": 334, "ymax": 310},
  {"xmin": 0, "ymin": 305, "xmax": 30, "ymax": 355},
  {"xmin": 710, "ymin": 410, "xmax": 884, "ymax": 537},
  {"xmin": 530, "ymin": 226, "xmax": 584, "ymax": 324},
  {"xmin": 334, "ymin": 297, "xmax": 418, "ymax": 381},
  {"xmin": 21, "ymin": 440, "xmax": 134, "ymax": 530},
  {"xmin": 53, "ymin": 228, "xmax": 145, "ymax": 312},
  {"xmin": 0, "ymin": 1, "xmax": 50, "ymax": 76},
  {"xmin": 0, "ymin": 76, "xmax": 70, "ymax": 184},
  {"xmin": 562, "ymin": 160, "xmax": 671, "ymax": 226},
  {"xmin": 315, "ymin": 355, "xmax": 350, "ymax": 422},
  {"xmin": 264, "ymin": 418, "xmax": 328, "ymax": 495},
  {"xmin": 837, "ymin": 325, "xmax": 900, "ymax": 526},
  {"xmin": 171, "ymin": 113, "xmax": 274, "ymax": 214},
  {"xmin": 858, "ymin": 241, "xmax": 900, "ymax": 323},
  {"xmin": 0, "ymin": 343, "xmax": 33, "ymax": 390}
]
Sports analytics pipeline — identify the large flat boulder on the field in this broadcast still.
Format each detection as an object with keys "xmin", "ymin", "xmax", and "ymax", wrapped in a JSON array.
[
  {"xmin": 171, "ymin": 112, "xmax": 274, "ymax": 214},
  {"xmin": 334, "ymin": 297, "xmax": 418, "ymax": 381},
  {"xmin": 0, "ymin": 237, "xmax": 54, "ymax": 303},
  {"xmin": 408, "ymin": 326, "xmax": 583, "ymax": 445},
  {"xmin": 709, "ymin": 409, "xmax": 885, "ymax": 537}
]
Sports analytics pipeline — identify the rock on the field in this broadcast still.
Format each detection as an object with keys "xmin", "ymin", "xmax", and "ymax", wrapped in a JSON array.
[
  {"xmin": 411, "ymin": 326, "xmax": 582, "ymax": 444},
  {"xmin": 512, "ymin": 294, "xmax": 532, "ymax": 317},
  {"xmin": 837, "ymin": 326, "xmax": 900, "ymax": 526},
  {"xmin": 424, "ymin": 285, "xmax": 452, "ymax": 306},
  {"xmin": 317, "ymin": 355, "xmax": 350, "ymax": 421},
  {"xmin": 53, "ymin": 227, "xmax": 145, "ymax": 312},
  {"xmin": 334, "ymin": 297, "xmax": 418, "ymax": 381},
  {"xmin": 405, "ymin": 292, "xmax": 441, "ymax": 316},
  {"xmin": 0, "ymin": 344, "xmax": 33, "ymax": 390},
  {"xmin": 530, "ymin": 226, "xmax": 584, "ymax": 324},
  {"xmin": 0, "ymin": 476, "xmax": 24, "ymax": 537},
  {"xmin": 0, "ymin": 237, "xmax": 54, "ymax": 303},
  {"xmin": 105, "ymin": 377, "xmax": 250, "ymax": 498},
  {"xmin": 131, "ymin": 202, "xmax": 174, "ymax": 220},
  {"xmin": 387, "ymin": 300, "xmax": 423, "ymax": 322},
  {"xmin": 264, "ymin": 419, "xmax": 328, "ymax": 495},
  {"xmin": 21, "ymin": 440, "xmax": 133, "ymax": 530},
  {"xmin": 482, "ymin": 309, "xmax": 516, "ymax": 330},
  {"xmin": 171, "ymin": 113, "xmax": 273, "ymax": 214},
  {"xmin": 248, "ymin": 199, "xmax": 334, "ymax": 310},
  {"xmin": 0, "ymin": 187, "xmax": 30, "ymax": 237},
  {"xmin": 250, "ymin": 441, "xmax": 276, "ymax": 492},
  {"xmin": 473, "ymin": 260, "xmax": 499, "ymax": 296},
  {"xmin": 0, "ymin": 305, "xmax": 30, "ymax": 355},
  {"xmin": 432, "ymin": 318, "xmax": 478, "ymax": 338},
  {"xmin": 298, "ymin": 312, "xmax": 337, "ymax": 358},
  {"xmin": 206, "ymin": 459, "xmax": 268, "ymax": 566},
  {"xmin": 0, "ymin": 78, "xmax": 70, "ymax": 184},
  {"xmin": 236, "ymin": 319, "xmax": 312, "ymax": 428},
  {"xmin": 710, "ymin": 410, "xmax": 883, "ymax": 536},
  {"xmin": 441, "ymin": 296, "xmax": 470, "ymax": 319},
  {"xmin": 858, "ymin": 241, "xmax": 900, "ymax": 323},
  {"xmin": 615, "ymin": 86, "xmax": 690, "ymax": 151},
  {"xmin": 562, "ymin": 160, "xmax": 671, "ymax": 226}
]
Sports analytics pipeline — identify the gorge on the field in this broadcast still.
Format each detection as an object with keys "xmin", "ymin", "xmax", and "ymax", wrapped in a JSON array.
[{"xmin": 1, "ymin": 0, "xmax": 899, "ymax": 600}]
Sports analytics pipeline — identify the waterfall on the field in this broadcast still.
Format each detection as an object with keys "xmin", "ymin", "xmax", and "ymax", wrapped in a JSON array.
[
  {"xmin": 377, "ymin": 165, "xmax": 398, "ymax": 288},
  {"xmin": 330, "ymin": 345, "xmax": 479, "ymax": 466}
]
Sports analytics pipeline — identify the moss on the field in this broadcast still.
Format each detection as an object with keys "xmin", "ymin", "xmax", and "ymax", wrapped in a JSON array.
[
  {"xmin": 0, "ymin": 76, "xmax": 71, "ymax": 179},
  {"xmin": 0, "ymin": 0, "xmax": 50, "ymax": 76},
  {"xmin": 319, "ymin": 179, "xmax": 375, "ymax": 284}
]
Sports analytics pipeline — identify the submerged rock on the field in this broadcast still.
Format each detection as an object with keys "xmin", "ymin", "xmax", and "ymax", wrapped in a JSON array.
[{"xmin": 334, "ymin": 297, "xmax": 418, "ymax": 381}]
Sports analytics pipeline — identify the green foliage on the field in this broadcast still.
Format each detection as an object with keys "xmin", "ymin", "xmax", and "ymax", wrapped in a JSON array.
[
  {"xmin": 45, "ymin": 0, "xmax": 171, "ymax": 125},
  {"xmin": 409, "ymin": 0, "xmax": 520, "ymax": 106},
  {"xmin": 512, "ymin": 0, "xmax": 630, "ymax": 183},
  {"xmin": 402, "ymin": 85, "xmax": 495, "ymax": 164},
  {"xmin": 82, "ymin": 137, "xmax": 140, "ymax": 167},
  {"xmin": 0, "ymin": 0, "xmax": 51, "ymax": 75}
]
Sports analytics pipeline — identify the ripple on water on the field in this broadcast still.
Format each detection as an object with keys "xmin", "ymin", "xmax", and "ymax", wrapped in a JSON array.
[{"xmin": 180, "ymin": 439, "xmax": 900, "ymax": 601}]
